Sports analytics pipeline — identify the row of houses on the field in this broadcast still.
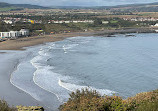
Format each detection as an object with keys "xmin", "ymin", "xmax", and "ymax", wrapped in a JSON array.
[
  {"xmin": 48, "ymin": 20, "xmax": 94, "ymax": 24},
  {"xmin": 2, "ymin": 17, "xmax": 42, "ymax": 24},
  {"xmin": 0, "ymin": 29, "xmax": 29, "ymax": 39},
  {"xmin": 123, "ymin": 17, "xmax": 158, "ymax": 21},
  {"xmin": 48, "ymin": 20, "xmax": 109, "ymax": 24}
]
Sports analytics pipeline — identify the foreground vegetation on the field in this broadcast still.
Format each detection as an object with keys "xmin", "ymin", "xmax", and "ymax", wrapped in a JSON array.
[
  {"xmin": 59, "ymin": 88, "xmax": 158, "ymax": 111},
  {"xmin": 0, "ymin": 99, "xmax": 16, "ymax": 111},
  {"xmin": 1, "ymin": 88, "xmax": 158, "ymax": 111}
]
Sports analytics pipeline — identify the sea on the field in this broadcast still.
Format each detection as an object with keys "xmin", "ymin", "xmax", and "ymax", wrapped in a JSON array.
[{"xmin": 10, "ymin": 33, "xmax": 158, "ymax": 110}]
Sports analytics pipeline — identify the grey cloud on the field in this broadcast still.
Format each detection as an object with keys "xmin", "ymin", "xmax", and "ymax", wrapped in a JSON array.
[{"xmin": 0, "ymin": 0, "xmax": 157, "ymax": 6}]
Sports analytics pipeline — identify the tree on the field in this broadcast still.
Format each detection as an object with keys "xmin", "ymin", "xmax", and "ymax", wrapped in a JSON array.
[{"xmin": 94, "ymin": 19, "xmax": 102, "ymax": 26}]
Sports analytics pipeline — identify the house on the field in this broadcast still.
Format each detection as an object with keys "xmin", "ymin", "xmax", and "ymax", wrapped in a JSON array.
[
  {"xmin": 19, "ymin": 29, "xmax": 29, "ymax": 37},
  {"xmin": 102, "ymin": 21, "xmax": 109, "ymax": 24},
  {"xmin": 154, "ymin": 23, "xmax": 158, "ymax": 27},
  {"xmin": 0, "ymin": 29, "xmax": 29, "ymax": 39},
  {"xmin": 3, "ymin": 20, "xmax": 13, "ymax": 24}
]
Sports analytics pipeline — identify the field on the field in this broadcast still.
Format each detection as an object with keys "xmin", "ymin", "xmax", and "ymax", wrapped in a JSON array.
[{"xmin": 0, "ymin": 7, "xmax": 18, "ymax": 11}]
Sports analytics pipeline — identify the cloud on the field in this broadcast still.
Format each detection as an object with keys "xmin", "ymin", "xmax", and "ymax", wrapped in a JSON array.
[{"xmin": 0, "ymin": 0, "xmax": 157, "ymax": 6}]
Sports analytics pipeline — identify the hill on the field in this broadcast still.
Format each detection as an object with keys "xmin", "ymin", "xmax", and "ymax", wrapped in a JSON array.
[
  {"xmin": 49, "ymin": 2, "xmax": 158, "ymax": 12},
  {"xmin": 98, "ymin": 2, "xmax": 158, "ymax": 12},
  {"xmin": 0, "ymin": 2, "xmax": 49, "ymax": 11},
  {"xmin": 1, "ymin": 2, "xmax": 158, "ymax": 12}
]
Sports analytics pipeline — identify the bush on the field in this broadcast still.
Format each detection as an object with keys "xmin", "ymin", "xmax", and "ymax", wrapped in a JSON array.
[
  {"xmin": 59, "ymin": 89, "xmax": 158, "ymax": 111},
  {"xmin": 0, "ymin": 99, "xmax": 17, "ymax": 111},
  {"xmin": 59, "ymin": 88, "xmax": 127, "ymax": 111},
  {"xmin": 126, "ymin": 90, "xmax": 158, "ymax": 111}
]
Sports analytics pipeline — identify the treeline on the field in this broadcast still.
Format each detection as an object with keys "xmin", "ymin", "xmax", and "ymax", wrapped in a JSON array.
[{"xmin": 0, "ymin": 13, "xmax": 97, "ymax": 21}]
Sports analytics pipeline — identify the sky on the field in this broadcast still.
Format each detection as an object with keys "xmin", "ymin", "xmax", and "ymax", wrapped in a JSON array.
[{"xmin": 0, "ymin": 0, "xmax": 158, "ymax": 6}]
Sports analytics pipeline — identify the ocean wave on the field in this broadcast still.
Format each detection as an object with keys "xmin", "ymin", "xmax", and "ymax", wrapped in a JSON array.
[
  {"xmin": 58, "ymin": 79, "xmax": 116, "ymax": 96},
  {"xmin": 30, "ymin": 41, "xmax": 116, "ymax": 103},
  {"xmin": 62, "ymin": 44, "xmax": 79, "ymax": 53},
  {"xmin": 10, "ymin": 60, "xmax": 42, "ymax": 101},
  {"xmin": 30, "ymin": 47, "xmax": 70, "ymax": 102}
]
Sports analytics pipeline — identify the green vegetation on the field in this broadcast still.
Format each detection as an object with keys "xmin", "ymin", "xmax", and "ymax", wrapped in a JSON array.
[
  {"xmin": 0, "ymin": 7, "xmax": 18, "ymax": 11},
  {"xmin": 0, "ymin": 99, "xmax": 16, "ymax": 111},
  {"xmin": 0, "ymin": 18, "xmax": 138, "ymax": 36},
  {"xmin": 1, "ymin": 88, "xmax": 158, "ymax": 111},
  {"xmin": 59, "ymin": 88, "xmax": 158, "ymax": 111},
  {"xmin": 0, "ymin": 2, "xmax": 48, "ymax": 11},
  {"xmin": 17, "ymin": 106, "xmax": 44, "ymax": 111}
]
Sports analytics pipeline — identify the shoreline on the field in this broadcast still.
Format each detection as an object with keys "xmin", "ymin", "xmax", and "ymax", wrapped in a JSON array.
[
  {"xmin": 0, "ymin": 31, "xmax": 94, "ymax": 50},
  {"xmin": 0, "ymin": 27, "xmax": 157, "ymax": 50},
  {"xmin": 0, "ymin": 51, "xmax": 41, "ymax": 107},
  {"xmin": 0, "ymin": 27, "xmax": 158, "ymax": 110}
]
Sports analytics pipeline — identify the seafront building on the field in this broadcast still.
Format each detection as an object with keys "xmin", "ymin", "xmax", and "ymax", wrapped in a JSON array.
[{"xmin": 0, "ymin": 29, "xmax": 29, "ymax": 39}]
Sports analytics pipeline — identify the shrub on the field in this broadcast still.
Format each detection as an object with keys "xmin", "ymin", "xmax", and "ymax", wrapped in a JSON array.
[
  {"xmin": 59, "ymin": 89, "xmax": 158, "ymax": 111},
  {"xmin": 59, "ymin": 88, "xmax": 127, "ymax": 111},
  {"xmin": 126, "ymin": 90, "xmax": 158, "ymax": 111},
  {"xmin": 0, "ymin": 99, "xmax": 17, "ymax": 111}
]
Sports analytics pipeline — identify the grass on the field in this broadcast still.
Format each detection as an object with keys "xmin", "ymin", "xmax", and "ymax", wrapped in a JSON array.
[
  {"xmin": 0, "ymin": 7, "xmax": 17, "ymax": 12},
  {"xmin": 110, "ymin": 20, "xmax": 118, "ymax": 23}
]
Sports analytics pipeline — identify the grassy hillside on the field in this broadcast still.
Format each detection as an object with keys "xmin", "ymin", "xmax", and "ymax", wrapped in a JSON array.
[
  {"xmin": 0, "ymin": 2, "xmax": 49, "ymax": 11},
  {"xmin": 100, "ymin": 2, "xmax": 158, "ymax": 12}
]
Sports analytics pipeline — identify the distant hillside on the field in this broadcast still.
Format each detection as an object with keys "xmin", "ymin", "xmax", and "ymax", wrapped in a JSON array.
[
  {"xmin": 98, "ymin": 2, "xmax": 158, "ymax": 12},
  {"xmin": 0, "ymin": 2, "xmax": 49, "ymax": 11},
  {"xmin": 1, "ymin": 2, "xmax": 158, "ymax": 12},
  {"xmin": 12, "ymin": 4, "xmax": 49, "ymax": 9},
  {"xmin": 49, "ymin": 2, "xmax": 158, "ymax": 12}
]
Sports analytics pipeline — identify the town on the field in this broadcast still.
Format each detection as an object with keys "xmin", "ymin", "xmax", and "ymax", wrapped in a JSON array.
[{"xmin": 1, "ymin": 5, "xmax": 158, "ymax": 41}]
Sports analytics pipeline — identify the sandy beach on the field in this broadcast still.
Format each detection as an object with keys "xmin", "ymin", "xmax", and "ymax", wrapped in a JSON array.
[
  {"xmin": 0, "ymin": 31, "xmax": 95, "ymax": 50},
  {"xmin": 0, "ymin": 27, "xmax": 155, "ymax": 50}
]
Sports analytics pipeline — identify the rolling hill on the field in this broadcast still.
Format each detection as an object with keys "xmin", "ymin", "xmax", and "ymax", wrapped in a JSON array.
[
  {"xmin": 1, "ymin": 2, "xmax": 158, "ymax": 12},
  {"xmin": 0, "ymin": 2, "xmax": 49, "ymax": 11},
  {"xmin": 98, "ymin": 2, "xmax": 158, "ymax": 12}
]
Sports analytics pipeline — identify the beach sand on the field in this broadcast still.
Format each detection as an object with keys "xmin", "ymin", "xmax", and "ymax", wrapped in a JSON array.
[
  {"xmin": 0, "ymin": 31, "xmax": 95, "ymax": 50},
  {"xmin": 0, "ymin": 27, "xmax": 155, "ymax": 50}
]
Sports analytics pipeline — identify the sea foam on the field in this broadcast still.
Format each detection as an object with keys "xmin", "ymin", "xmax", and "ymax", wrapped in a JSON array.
[{"xmin": 30, "ymin": 41, "xmax": 116, "ymax": 103}]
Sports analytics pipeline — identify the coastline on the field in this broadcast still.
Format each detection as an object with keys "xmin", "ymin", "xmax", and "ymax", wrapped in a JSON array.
[
  {"xmin": 0, "ymin": 31, "xmax": 95, "ymax": 50},
  {"xmin": 0, "ymin": 30, "xmax": 97, "ymax": 110},
  {"xmin": 0, "ymin": 27, "xmax": 158, "ymax": 110},
  {"xmin": 0, "ymin": 27, "xmax": 157, "ymax": 50},
  {"xmin": 0, "ymin": 51, "xmax": 41, "ymax": 107}
]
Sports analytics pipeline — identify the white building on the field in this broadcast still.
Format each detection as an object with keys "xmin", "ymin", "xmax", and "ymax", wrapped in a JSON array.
[
  {"xmin": 0, "ymin": 29, "xmax": 29, "ymax": 39},
  {"xmin": 102, "ymin": 21, "xmax": 109, "ymax": 24},
  {"xmin": 3, "ymin": 20, "xmax": 13, "ymax": 24},
  {"xmin": 154, "ymin": 23, "xmax": 158, "ymax": 27},
  {"xmin": 19, "ymin": 29, "xmax": 29, "ymax": 37}
]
